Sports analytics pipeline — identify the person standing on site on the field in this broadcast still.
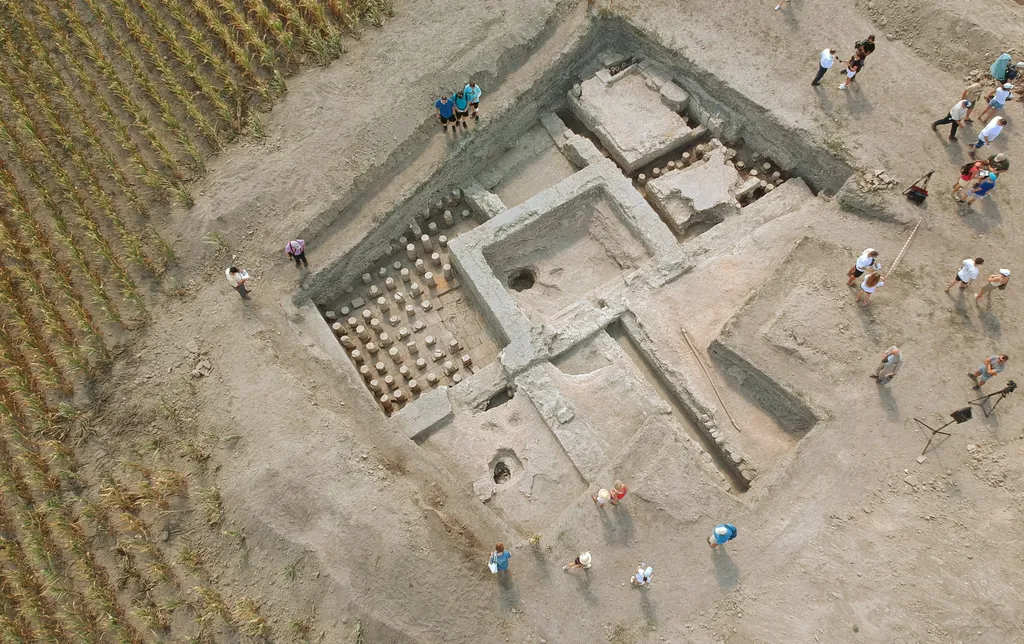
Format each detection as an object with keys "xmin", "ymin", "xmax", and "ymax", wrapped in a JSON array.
[
  {"xmin": 464, "ymin": 82, "xmax": 482, "ymax": 122},
  {"xmin": 968, "ymin": 354, "xmax": 1009, "ymax": 390},
  {"xmin": 963, "ymin": 171, "xmax": 997, "ymax": 207},
  {"xmin": 708, "ymin": 524, "xmax": 738, "ymax": 549},
  {"xmin": 946, "ymin": 257, "xmax": 984, "ymax": 293},
  {"xmin": 285, "ymin": 239, "xmax": 307, "ymax": 269},
  {"xmin": 847, "ymin": 248, "xmax": 881, "ymax": 287},
  {"xmin": 960, "ymin": 80, "xmax": 988, "ymax": 122},
  {"xmin": 629, "ymin": 563, "xmax": 653, "ymax": 587},
  {"xmin": 977, "ymin": 83, "xmax": 1015, "ymax": 123},
  {"xmin": 985, "ymin": 152, "xmax": 1010, "ymax": 176},
  {"xmin": 976, "ymin": 269, "xmax": 1010, "ymax": 305},
  {"xmin": 931, "ymin": 98, "xmax": 972, "ymax": 141},
  {"xmin": 435, "ymin": 94, "xmax": 457, "ymax": 134},
  {"xmin": 856, "ymin": 272, "xmax": 884, "ymax": 307},
  {"xmin": 812, "ymin": 48, "xmax": 839, "ymax": 86},
  {"xmin": 968, "ymin": 116, "xmax": 1006, "ymax": 159},
  {"xmin": 870, "ymin": 346, "xmax": 903, "ymax": 384},
  {"xmin": 563, "ymin": 551, "xmax": 592, "ymax": 571},
  {"xmin": 225, "ymin": 266, "xmax": 251, "ymax": 300},
  {"xmin": 592, "ymin": 488, "xmax": 610, "ymax": 508},
  {"xmin": 451, "ymin": 89, "xmax": 470, "ymax": 131},
  {"xmin": 609, "ymin": 480, "xmax": 628, "ymax": 505},
  {"xmin": 488, "ymin": 543, "xmax": 511, "ymax": 575},
  {"xmin": 838, "ymin": 54, "xmax": 864, "ymax": 90},
  {"xmin": 952, "ymin": 161, "xmax": 984, "ymax": 201},
  {"xmin": 855, "ymin": 35, "xmax": 876, "ymax": 59}
]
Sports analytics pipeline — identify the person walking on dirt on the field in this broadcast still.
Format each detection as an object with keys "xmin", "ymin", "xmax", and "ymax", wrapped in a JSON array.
[
  {"xmin": 592, "ymin": 488, "xmax": 611, "ymax": 508},
  {"xmin": 464, "ymin": 82, "xmax": 482, "ymax": 121},
  {"xmin": 708, "ymin": 524, "xmax": 738, "ymax": 549},
  {"xmin": 812, "ymin": 48, "xmax": 839, "ymax": 86},
  {"xmin": 856, "ymin": 272, "xmax": 884, "ymax": 307},
  {"xmin": 931, "ymin": 99, "xmax": 972, "ymax": 141},
  {"xmin": 563, "ymin": 551, "xmax": 592, "ymax": 571},
  {"xmin": 963, "ymin": 171, "xmax": 997, "ymax": 206},
  {"xmin": 847, "ymin": 248, "xmax": 881, "ymax": 287},
  {"xmin": 630, "ymin": 563, "xmax": 653, "ymax": 587},
  {"xmin": 960, "ymin": 81, "xmax": 988, "ymax": 122},
  {"xmin": 774, "ymin": 0, "xmax": 789, "ymax": 11},
  {"xmin": 977, "ymin": 84, "xmax": 1014, "ymax": 123},
  {"xmin": 968, "ymin": 116, "xmax": 1006, "ymax": 158},
  {"xmin": 946, "ymin": 257, "xmax": 984, "ymax": 292},
  {"xmin": 870, "ymin": 346, "xmax": 903, "ymax": 384},
  {"xmin": 968, "ymin": 354, "xmax": 1009, "ymax": 389},
  {"xmin": 285, "ymin": 239, "xmax": 307, "ymax": 269},
  {"xmin": 952, "ymin": 161, "xmax": 984, "ymax": 200},
  {"xmin": 838, "ymin": 54, "xmax": 864, "ymax": 90},
  {"xmin": 976, "ymin": 269, "xmax": 1010, "ymax": 305},
  {"xmin": 451, "ymin": 90, "xmax": 471, "ymax": 131},
  {"xmin": 435, "ymin": 94, "xmax": 457, "ymax": 134},
  {"xmin": 225, "ymin": 266, "xmax": 251, "ymax": 299},
  {"xmin": 488, "ymin": 543, "xmax": 511, "ymax": 574}
]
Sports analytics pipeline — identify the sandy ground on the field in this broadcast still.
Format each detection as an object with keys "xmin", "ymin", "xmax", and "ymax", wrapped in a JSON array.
[{"xmin": 86, "ymin": 0, "xmax": 1024, "ymax": 641}]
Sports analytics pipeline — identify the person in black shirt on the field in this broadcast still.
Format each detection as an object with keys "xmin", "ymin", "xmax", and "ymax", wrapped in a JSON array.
[
  {"xmin": 839, "ymin": 55, "xmax": 865, "ymax": 90},
  {"xmin": 855, "ymin": 35, "xmax": 876, "ymax": 58}
]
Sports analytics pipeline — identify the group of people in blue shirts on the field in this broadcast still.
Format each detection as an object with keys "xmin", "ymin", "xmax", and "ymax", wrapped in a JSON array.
[{"xmin": 434, "ymin": 82, "xmax": 483, "ymax": 133}]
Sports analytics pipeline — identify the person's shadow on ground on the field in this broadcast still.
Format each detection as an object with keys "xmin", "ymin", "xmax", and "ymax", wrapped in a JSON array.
[
  {"xmin": 530, "ymin": 546, "xmax": 551, "ymax": 583},
  {"xmin": 876, "ymin": 380, "xmax": 900, "ymax": 421},
  {"xmin": 712, "ymin": 549, "xmax": 739, "ymax": 591},
  {"xmin": 497, "ymin": 571, "xmax": 520, "ymax": 611},
  {"xmin": 638, "ymin": 587, "xmax": 657, "ymax": 627},
  {"xmin": 979, "ymin": 309, "xmax": 1002, "ymax": 339},
  {"xmin": 571, "ymin": 569, "xmax": 599, "ymax": 606},
  {"xmin": 597, "ymin": 504, "xmax": 634, "ymax": 545}
]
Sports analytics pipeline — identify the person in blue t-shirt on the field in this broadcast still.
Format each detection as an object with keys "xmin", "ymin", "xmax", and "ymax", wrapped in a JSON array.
[
  {"xmin": 451, "ymin": 90, "xmax": 470, "ymax": 131},
  {"xmin": 435, "ymin": 95, "xmax": 456, "ymax": 134},
  {"xmin": 464, "ymin": 82, "xmax": 482, "ymax": 121}
]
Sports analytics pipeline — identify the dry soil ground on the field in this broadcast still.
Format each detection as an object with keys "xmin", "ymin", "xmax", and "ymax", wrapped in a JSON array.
[{"xmin": 85, "ymin": 0, "xmax": 1024, "ymax": 642}]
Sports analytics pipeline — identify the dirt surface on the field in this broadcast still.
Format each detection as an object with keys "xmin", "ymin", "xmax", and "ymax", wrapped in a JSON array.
[{"xmin": 86, "ymin": 0, "xmax": 1024, "ymax": 642}]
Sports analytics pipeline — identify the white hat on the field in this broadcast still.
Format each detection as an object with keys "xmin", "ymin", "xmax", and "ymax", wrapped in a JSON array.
[
  {"xmin": 714, "ymin": 526, "xmax": 728, "ymax": 536},
  {"xmin": 597, "ymin": 489, "xmax": 610, "ymax": 501},
  {"xmin": 579, "ymin": 552, "xmax": 591, "ymax": 566},
  {"xmin": 1017, "ymin": 62, "xmax": 1024, "ymax": 68},
  {"xmin": 644, "ymin": 566, "xmax": 653, "ymax": 578},
  {"xmin": 1003, "ymin": 83, "xmax": 1014, "ymax": 90},
  {"xmin": 1000, "ymin": 269, "xmax": 1011, "ymax": 277}
]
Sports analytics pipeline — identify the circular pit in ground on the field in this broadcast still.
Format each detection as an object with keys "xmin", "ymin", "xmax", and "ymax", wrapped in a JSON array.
[{"xmin": 508, "ymin": 267, "xmax": 537, "ymax": 291}]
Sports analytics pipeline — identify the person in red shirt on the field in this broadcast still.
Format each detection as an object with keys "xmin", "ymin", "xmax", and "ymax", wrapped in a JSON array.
[{"xmin": 609, "ymin": 480, "xmax": 628, "ymax": 504}]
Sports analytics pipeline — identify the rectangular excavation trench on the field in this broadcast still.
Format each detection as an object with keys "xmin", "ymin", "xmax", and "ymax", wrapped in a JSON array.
[
  {"xmin": 302, "ymin": 18, "xmax": 855, "ymax": 420},
  {"xmin": 605, "ymin": 320, "xmax": 748, "ymax": 493}
]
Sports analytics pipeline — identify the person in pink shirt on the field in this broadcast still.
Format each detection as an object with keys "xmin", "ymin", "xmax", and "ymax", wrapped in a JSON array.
[{"xmin": 285, "ymin": 239, "xmax": 307, "ymax": 269}]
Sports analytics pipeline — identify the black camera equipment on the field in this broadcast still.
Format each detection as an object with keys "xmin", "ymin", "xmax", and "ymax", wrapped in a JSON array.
[
  {"xmin": 968, "ymin": 379, "xmax": 1016, "ymax": 418},
  {"xmin": 915, "ymin": 407, "xmax": 973, "ymax": 456}
]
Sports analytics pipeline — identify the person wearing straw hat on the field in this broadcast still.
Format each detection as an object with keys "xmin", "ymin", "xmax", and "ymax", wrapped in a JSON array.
[
  {"xmin": 591, "ymin": 488, "xmax": 611, "ymax": 508},
  {"xmin": 976, "ymin": 269, "xmax": 1010, "ymax": 304},
  {"xmin": 563, "ymin": 551, "xmax": 592, "ymax": 571},
  {"xmin": 629, "ymin": 563, "xmax": 654, "ymax": 587},
  {"xmin": 847, "ymin": 248, "xmax": 881, "ymax": 287},
  {"xmin": 708, "ymin": 524, "xmax": 738, "ymax": 548},
  {"xmin": 870, "ymin": 346, "xmax": 903, "ymax": 384}
]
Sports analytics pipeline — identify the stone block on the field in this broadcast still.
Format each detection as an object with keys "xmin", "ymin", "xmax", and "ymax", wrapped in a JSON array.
[
  {"xmin": 540, "ymin": 112, "xmax": 572, "ymax": 149},
  {"xmin": 562, "ymin": 134, "xmax": 604, "ymax": 168},
  {"xmin": 392, "ymin": 386, "xmax": 451, "ymax": 440},
  {"xmin": 462, "ymin": 179, "xmax": 507, "ymax": 221},
  {"xmin": 659, "ymin": 81, "xmax": 690, "ymax": 112},
  {"xmin": 638, "ymin": 59, "xmax": 674, "ymax": 89},
  {"xmin": 646, "ymin": 145, "xmax": 742, "ymax": 234}
]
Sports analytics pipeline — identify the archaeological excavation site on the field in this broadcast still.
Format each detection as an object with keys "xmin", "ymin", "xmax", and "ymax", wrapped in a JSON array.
[{"xmin": 299, "ymin": 20, "xmax": 854, "ymax": 536}]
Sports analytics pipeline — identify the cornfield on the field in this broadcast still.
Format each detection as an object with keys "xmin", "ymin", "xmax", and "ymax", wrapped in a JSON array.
[{"xmin": 0, "ymin": 0, "xmax": 394, "ymax": 640}]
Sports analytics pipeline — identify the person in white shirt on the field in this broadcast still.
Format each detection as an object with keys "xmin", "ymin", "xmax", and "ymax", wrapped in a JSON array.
[
  {"xmin": 931, "ymin": 99, "xmax": 972, "ymax": 141},
  {"xmin": 225, "ymin": 266, "xmax": 251, "ymax": 299},
  {"xmin": 847, "ymin": 248, "xmax": 881, "ymax": 286},
  {"xmin": 968, "ymin": 117, "xmax": 1006, "ymax": 158},
  {"xmin": 812, "ymin": 48, "xmax": 839, "ymax": 86},
  {"xmin": 978, "ymin": 83, "xmax": 1014, "ymax": 122},
  {"xmin": 945, "ymin": 257, "xmax": 984, "ymax": 293},
  {"xmin": 856, "ymin": 272, "xmax": 884, "ymax": 307}
]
